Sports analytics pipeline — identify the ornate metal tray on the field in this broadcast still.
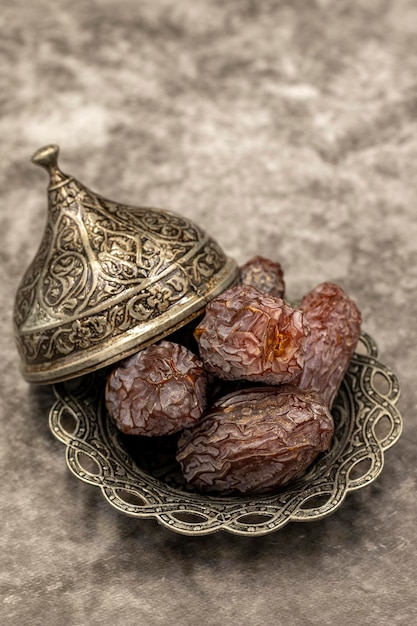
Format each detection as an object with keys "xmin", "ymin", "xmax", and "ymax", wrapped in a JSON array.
[{"xmin": 49, "ymin": 332, "xmax": 402, "ymax": 536}]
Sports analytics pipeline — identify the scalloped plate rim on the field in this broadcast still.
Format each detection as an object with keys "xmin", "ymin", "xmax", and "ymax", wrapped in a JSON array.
[{"xmin": 48, "ymin": 331, "xmax": 403, "ymax": 536}]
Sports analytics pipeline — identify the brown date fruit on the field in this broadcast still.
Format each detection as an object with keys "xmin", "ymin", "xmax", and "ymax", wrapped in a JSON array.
[
  {"xmin": 176, "ymin": 385, "xmax": 334, "ymax": 495},
  {"xmin": 239, "ymin": 255, "xmax": 285, "ymax": 299},
  {"xmin": 194, "ymin": 284, "xmax": 309, "ymax": 385},
  {"xmin": 296, "ymin": 282, "xmax": 362, "ymax": 408},
  {"xmin": 105, "ymin": 340, "xmax": 208, "ymax": 436}
]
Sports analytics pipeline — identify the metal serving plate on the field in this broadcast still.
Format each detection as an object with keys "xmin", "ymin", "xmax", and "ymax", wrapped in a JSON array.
[{"xmin": 49, "ymin": 332, "xmax": 402, "ymax": 536}]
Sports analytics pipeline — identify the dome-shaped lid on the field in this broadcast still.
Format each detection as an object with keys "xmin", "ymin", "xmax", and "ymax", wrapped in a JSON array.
[{"xmin": 13, "ymin": 145, "xmax": 238, "ymax": 384}]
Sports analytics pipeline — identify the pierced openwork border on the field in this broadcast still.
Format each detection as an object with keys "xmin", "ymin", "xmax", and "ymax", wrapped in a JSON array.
[{"xmin": 49, "ymin": 332, "xmax": 402, "ymax": 536}]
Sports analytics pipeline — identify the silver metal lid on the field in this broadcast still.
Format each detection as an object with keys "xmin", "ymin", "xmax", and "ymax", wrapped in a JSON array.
[{"xmin": 13, "ymin": 145, "xmax": 238, "ymax": 384}]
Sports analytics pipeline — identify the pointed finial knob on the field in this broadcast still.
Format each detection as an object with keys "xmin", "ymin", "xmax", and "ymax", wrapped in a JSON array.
[
  {"xmin": 31, "ymin": 144, "xmax": 68, "ymax": 186},
  {"xmin": 31, "ymin": 144, "xmax": 59, "ymax": 169}
]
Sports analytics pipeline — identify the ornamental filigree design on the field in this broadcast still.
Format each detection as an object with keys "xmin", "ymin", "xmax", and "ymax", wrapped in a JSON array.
[
  {"xmin": 16, "ymin": 241, "xmax": 228, "ymax": 368},
  {"xmin": 13, "ymin": 145, "xmax": 238, "ymax": 382},
  {"xmin": 49, "ymin": 332, "xmax": 402, "ymax": 536}
]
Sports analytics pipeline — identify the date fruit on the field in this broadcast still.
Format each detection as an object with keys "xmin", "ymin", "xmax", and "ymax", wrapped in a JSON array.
[
  {"xmin": 176, "ymin": 385, "xmax": 334, "ymax": 494},
  {"xmin": 194, "ymin": 284, "xmax": 309, "ymax": 385},
  {"xmin": 296, "ymin": 282, "xmax": 362, "ymax": 408},
  {"xmin": 105, "ymin": 340, "xmax": 208, "ymax": 436},
  {"xmin": 239, "ymin": 255, "xmax": 285, "ymax": 299}
]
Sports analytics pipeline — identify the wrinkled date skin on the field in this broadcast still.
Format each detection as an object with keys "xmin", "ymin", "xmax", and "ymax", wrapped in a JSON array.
[
  {"xmin": 194, "ymin": 284, "xmax": 309, "ymax": 385},
  {"xmin": 296, "ymin": 282, "xmax": 362, "ymax": 408},
  {"xmin": 105, "ymin": 341, "xmax": 208, "ymax": 436},
  {"xmin": 239, "ymin": 255, "xmax": 285, "ymax": 299},
  {"xmin": 176, "ymin": 385, "xmax": 334, "ymax": 495}
]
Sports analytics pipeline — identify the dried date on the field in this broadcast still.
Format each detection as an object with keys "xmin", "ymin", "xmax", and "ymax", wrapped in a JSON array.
[
  {"xmin": 194, "ymin": 284, "xmax": 309, "ymax": 385},
  {"xmin": 296, "ymin": 282, "xmax": 362, "ymax": 407},
  {"xmin": 239, "ymin": 255, "xmax": 285, "ymax": 299},
  {"xmin": 176, "ymin": 385, "xmax": 334, "ymax": 494},
  {"xmin": 105, "ymin": 340, "xmax": 208, "ymax": 436}
]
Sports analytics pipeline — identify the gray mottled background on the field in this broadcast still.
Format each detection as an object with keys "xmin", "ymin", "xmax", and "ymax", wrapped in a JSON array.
[{"xmin": 1, "ymin": 1, "xmax": 417, "ymax": 624}]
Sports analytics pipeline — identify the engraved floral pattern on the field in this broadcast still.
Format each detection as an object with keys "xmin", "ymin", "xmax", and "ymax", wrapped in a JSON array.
[{"xmin": 14, "ymin": 173, "xmax": 233, "ymax": 373}]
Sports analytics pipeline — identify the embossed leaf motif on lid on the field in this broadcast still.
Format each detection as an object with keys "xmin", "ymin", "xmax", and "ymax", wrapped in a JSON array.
[{"xmin": 13, "ymin": 145, "xmax": 238, "ymax": 384}]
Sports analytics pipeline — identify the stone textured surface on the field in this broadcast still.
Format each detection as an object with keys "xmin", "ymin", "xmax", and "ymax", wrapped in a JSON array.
[{"xmin": 1, "ymin": 0, "xmax": 417, "ymax": 624}]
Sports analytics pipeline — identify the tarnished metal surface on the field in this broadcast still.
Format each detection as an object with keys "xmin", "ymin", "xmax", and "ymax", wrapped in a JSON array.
[
  {"xmin": 49, "ymin": 332, "xmax": 402, "ymax": 536},
  {"xmin": 13, "ymin": 145, "xmax": 238, "ymax": 383}
]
